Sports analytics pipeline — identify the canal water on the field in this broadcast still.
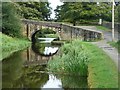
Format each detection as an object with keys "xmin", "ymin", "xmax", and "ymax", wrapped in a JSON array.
[{"xmin": 2, "ymin": 38, "xmax": 88, "ymax": 89}]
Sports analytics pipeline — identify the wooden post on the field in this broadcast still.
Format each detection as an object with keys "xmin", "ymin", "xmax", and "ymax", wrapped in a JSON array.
[
  {"xmin": 26, "ymin": 24, "xmax": 29, "ymax": 38},
  {"xmin": 27, "ymin": 47, "xmax": 31, "ymax": 61},
  {"xmin": 70, "ymin": 27, "xmax": 72, "ymax": 40}
]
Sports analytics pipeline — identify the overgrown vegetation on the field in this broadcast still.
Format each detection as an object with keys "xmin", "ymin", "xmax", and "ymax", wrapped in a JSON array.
[
  {"xmin": 2, "ymin": 2, "xmax": 22, "ymax": 38},
  {"xmin": 41, "ymin": 28, "xmax": 56, "ymax": 34},
  {"xmin": 48, "ymin": 40, "xmax": 89, "ymax": 76},
  {"xmin": 35, "ymin": 28, "xmax": 56, "ymax": 38},
  {"xmin": 45, "ymin": 34, "xmax": 58, "ymax": 38},
  {"xmin": 48, "ymin": 40, "xmax": 118, "ymax": 88},
  {"xmin": 1, "ymin": 33, "xmax": 31, "ymax": 60},
  {"xmin": 96, "ymin": 25, "xmax": 110, "ymax": 31},
  {"xmin": 109, "ymin": 40, "xmax": 120, "ymax": 53}
]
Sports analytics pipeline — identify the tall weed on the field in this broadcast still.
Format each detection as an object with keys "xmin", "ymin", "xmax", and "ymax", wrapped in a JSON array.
[{"xmin": 48, "ymin": 40, "xmax": 89, "ymax": 76}]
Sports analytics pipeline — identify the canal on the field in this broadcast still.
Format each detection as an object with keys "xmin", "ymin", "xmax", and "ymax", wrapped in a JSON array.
[{"xmin": 2, "ymin": 38, "xmax": 88, "ymax": 89}]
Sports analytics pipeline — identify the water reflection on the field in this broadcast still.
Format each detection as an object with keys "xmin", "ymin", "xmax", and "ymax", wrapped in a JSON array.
[
  {"xmin": 2, "ymin": 52, "xmax": 24, "ymax": 88},
  {"xmin": 44, "ymin": 47, "xmax": 59, "ymax": 55},
  {"xmin": 2, "ymin": 42, "xmax": 88, "ymax": 88},
  {"xmin": 32, "ymin": 43, "xmax": 59, "ymax": 56},
  {"xmin": 56, "ymin": 74, "xmax": 88, "ymax": 88},
  {"xmin": 38, "ymin": 38, "xmax": 56, "ymax": 43},
  {"xmin": 42, "ymin": 74, "xmax": 62, "ymax": 88}
]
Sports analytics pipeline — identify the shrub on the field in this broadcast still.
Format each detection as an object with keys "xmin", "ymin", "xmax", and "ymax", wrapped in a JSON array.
[
  {"xmin": 2, "ymin": 2, "xmax": 22, "ymax": 38},
  {"xmin": 41, "ymin": 28, "xmax": 56, "ymax": 34},
  {"xmin": 48, "ymin": 40, "xmax": 89, "ymax": 76}
]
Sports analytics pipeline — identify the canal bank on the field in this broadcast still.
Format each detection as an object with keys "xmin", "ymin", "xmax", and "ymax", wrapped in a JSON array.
[
  {"xmin": 48, "ymin": 40, "xmax": 118, "ymax": 88},
  {"xmin": 2, "ymin": 36, "xmax": 88, "ymax": 88},
  {"xmin": 1, "ymin": 32, "xmax": 118, "ymax": 88},
  {"xmin": 0, "ymin": 32, "xmax": 31, "ymax": 60}
]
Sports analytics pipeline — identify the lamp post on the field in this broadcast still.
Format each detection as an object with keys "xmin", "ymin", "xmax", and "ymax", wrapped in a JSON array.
[{"xmin": 112, "ymin": 0, "xmax": 115, "ymax": 41}]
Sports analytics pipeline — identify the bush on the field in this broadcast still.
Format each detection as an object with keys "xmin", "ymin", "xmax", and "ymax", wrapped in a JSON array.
[
  {"xmin": 41, "ymin": 28, "xmax": 56, "ymax": 34},
  {"xmin": 109, "ymin": 40, "xmax": 120, "ymax": 53},
  {"xmin": 48, "ymin": 40, "xmax": 89, "ymax": 76},
  {"xmin": 2, "ymin": 2, "xmax": 22, "ymax": 38},
  {"xmin": 118, "ymin": 5, "xmax": 120, "ymax": 23}
]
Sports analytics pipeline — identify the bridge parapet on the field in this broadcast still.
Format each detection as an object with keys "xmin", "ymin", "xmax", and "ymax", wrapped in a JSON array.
[
  {"xmin": 22, "ymin": 19, "xmax": 61, "ymax": 28},
  {"xmin": 22, "ymin": 19, "xmax": 103, "ymax": 41},
  {"xmin": 61, "ymin": 23, "xmax": 103, "ymax": 41}
]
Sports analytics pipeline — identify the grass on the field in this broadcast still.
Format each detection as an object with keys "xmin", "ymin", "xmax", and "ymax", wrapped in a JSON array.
[
  {"xmin": 48, "ymin": 40, "xmax": 118, "ymax": 88},
  {"xmin": 45, "ymin": 34, "xmax": 59, "ymax": 38},
  {"xmin": 108, "ymin": 40, "xmax": 120, "ymax": 53},
  {"xmin": 96, "ymin": 26, "xmax": 110, "ymax": 31},
  {"xmin": 110, "ymin": 40, "xmax": 120, "ymax": 87},
  {"xmin": 0, "ymin": 32, "xmax": 31, "ymax": 60},
  {"xmin": 51, "ymin": 40, "xmax": 71, "ymax": 45},
  {"xmin": 48, "ymin": 40, "xmax": 89, "ymax": 76},
  {"xmin": 82, "ymin": 42, "xmax": 118, "ymax": 88}
]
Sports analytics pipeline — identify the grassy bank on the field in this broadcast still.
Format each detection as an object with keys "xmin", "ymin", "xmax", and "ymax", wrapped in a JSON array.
[
  {"xmin": 0, "ymin": 32, "xmax": 31, "ymax": 60},
  {"xmin": 96, "ymin": 26, "xmax": 110, "ymax": 31},
  {"xmin": 83, "ymin": 42, "xmax": 118, "ymax": 88},
  {"xmin": 48, "ymin": 40, "xmax": 89, "ymax": 76},
  {"xmin": 109, "ymin": 40, "xmax": 120, "ymax": 53},
  {"xmin": 48, "ymin": 40, "xmax": 118, "ymax": 88}
]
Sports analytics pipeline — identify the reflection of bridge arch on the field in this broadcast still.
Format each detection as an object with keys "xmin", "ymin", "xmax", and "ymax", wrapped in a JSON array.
[
  {"xmin": 31, "ymin": 44, "xmax": 59, "ymax": 57},
  {"xmin": 24, "ymin": 44, "xmax": 59, "ymax": 66},
  {"xmin": 24, "ymin": 47, "xmax": 53, "ymax": 66}
]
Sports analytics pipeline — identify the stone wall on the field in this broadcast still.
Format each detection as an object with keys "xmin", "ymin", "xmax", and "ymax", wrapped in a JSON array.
[{"xmin": 61, "ymin": 24, "xmax": 103, "ymax": 41}]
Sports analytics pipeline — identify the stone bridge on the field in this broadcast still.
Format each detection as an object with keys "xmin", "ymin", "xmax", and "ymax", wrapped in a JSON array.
[{"xmin": 22, "ymin": 19, "xmax": 103, "ymax": 41}]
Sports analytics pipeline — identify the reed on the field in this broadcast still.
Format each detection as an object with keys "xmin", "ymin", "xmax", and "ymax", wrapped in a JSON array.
[{"xmin": 48, "ymin": 40, "xmax": 89, "ymax": 76}]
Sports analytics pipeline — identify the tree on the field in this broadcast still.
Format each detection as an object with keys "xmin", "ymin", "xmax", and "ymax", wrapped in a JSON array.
[
  {"xmin": 17, "ymin": 2, "xmax": 52, "ymax": 21},
  {"xmin": 54, "ymin": 2, "xmax": 112, "ymax": 25},
  {"xmin": 117, "ymin": 5, "xmax": 120, "ymax": 23},
  {"xmin": 2, "ymin": 2, "xmax": 22, "ymax": 37},
  {"xmin": 55, "ymin": 2, "xmax": 82, "ymax": 26}
]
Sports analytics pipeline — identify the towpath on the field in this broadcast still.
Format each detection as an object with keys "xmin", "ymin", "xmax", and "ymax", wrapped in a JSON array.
[{"xmin": 78, "ymin": 26, "xmax": 119, "ymax": 70}]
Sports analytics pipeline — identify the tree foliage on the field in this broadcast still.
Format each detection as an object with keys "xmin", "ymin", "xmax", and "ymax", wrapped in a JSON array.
[
  {"xmin": 2, "ymin": 2, "xmax": 22, "ymax": 37},
  {"xmin": 54, "ymin": 2, "xmax": 112, "ymax": 25},
  {"xmin": 17, "ymin": 2, "xmax": 52, "ymax": 21},
  {"xmin": 2, "ymin": 2, "xmax": 52, "ymax": 38},
  {"xmin": 117, "ymin": 5, "xmax": 120, "ymax": 23}
]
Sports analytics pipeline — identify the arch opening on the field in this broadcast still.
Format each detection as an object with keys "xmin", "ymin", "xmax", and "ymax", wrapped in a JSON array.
[{"xmin": 31, "ymin": 28, "xmax": 59, "ymax": 43}]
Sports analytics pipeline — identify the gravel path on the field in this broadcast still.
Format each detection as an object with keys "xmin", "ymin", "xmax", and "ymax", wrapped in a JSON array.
[{"xmin": 78, "ymin": 26, "xmax": 119, "ymax": 70}]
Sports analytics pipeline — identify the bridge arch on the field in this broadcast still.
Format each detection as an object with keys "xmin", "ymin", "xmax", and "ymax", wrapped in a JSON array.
[
  {"xmin": 31, "ymin": 30, "xmax": 41, "ymax": 43},
  {"xmin": 22, "ymin": 19, "xmax": 103, "ymax": 41}
]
